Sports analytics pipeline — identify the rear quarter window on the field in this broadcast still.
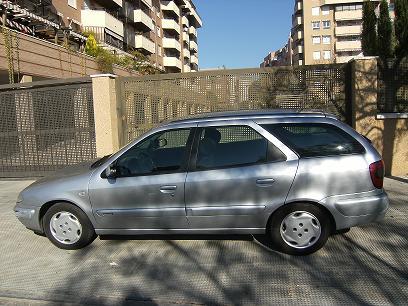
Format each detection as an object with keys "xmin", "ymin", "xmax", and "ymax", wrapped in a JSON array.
[{"xmin": 262, "ymin": 123, "xmax": 365, "ymax": 158}]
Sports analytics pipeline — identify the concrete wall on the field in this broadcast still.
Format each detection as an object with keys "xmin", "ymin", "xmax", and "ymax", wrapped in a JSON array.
[{"xmin": 352, "ymin": 58, "xmax": 408, "ymax": 177}]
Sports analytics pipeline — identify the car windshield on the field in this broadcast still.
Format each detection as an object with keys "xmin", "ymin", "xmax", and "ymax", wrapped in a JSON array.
[{"xmin": 90, "ymin": 154, "xmax": 111, "ymax": 169}]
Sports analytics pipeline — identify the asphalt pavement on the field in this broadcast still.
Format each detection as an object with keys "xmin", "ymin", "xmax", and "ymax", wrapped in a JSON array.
[{"xmin": 0, "ymin": 178, "xmax": 407, "ymax": 305}]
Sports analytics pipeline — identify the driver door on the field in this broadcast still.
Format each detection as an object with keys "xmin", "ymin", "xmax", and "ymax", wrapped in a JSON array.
[{"xmin": 88, "ymin": 128, "xmax": 195, "ymax": 231}]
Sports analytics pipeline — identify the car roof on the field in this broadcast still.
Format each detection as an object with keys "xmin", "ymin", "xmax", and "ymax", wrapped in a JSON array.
[{"xmin": 162, "ymin": 109, "xmax": 335, "ymax": 126}]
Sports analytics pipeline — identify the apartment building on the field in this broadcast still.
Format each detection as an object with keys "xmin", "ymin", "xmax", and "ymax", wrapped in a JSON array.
[
  {"xmin": 291, "ymin": 0, "xmax": 394, "ymax": 65},
  {"xmin": 0, "ymin": 0, "xmax": 202, "ymax": 73},
  {"xmin": 260, "ymin": 36, "xmax": 292, "ymax": 67}
]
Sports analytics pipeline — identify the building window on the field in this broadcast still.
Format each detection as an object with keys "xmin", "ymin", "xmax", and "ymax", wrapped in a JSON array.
[
  {"xmin": 312, "ymin": 7, "xmax": 320, "ymax": 16},
  {"xmin": 312, "ymin": 36, "xmax": 321, "ymax": 44},
  {"xmin": 335, "ymin": 4, "xmax": 363, "ymax": 11},
  {"xmin": 322, "ymin": 20, "xmax": 331, "ymax": 29},
  {"xmin": 312, "ymin": 21, "xmax": 320, "ymax": 30},
  {"xmin": 313, "ymin": 51, "xmax": 321, "ymax": 60},
  {"xmin": 68, "ymin": 0, "xmax": 77, "ymax": 9},
  {"xmin": 322, "ymin": 6, "xmax": 330, "ymax": 15},
  {"xmin": 157, "ymin": 26, "xmax": 161, "ymax": 37},
  {"xmin": 322, "ymin": 35, "xmax": 331, "ymax": 44},
  {"xmin": 323, "ymin": 50, "xmax": 331, "ymax": 59}
]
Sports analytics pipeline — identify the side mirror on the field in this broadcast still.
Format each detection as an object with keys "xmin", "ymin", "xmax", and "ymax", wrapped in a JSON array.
[{"xmin": 105, "ymin": 164, "xmax": 118, "ymax": 179}]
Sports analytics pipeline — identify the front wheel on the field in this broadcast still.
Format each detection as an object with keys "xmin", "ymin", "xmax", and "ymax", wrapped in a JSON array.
[
  {"xmin": 269, "ymin": 203, "xmax": 331, "ymax": 255},
  {"xmin": 43, "ymin": 202, "xmax": 96, "ymax": 250}
]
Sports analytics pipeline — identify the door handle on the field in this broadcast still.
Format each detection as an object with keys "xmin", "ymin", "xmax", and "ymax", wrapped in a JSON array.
[
  {"xmin": 256, "ymin": 178, "xmax": 275, "ymax": 187},
  {"xmin": 159, "ymin": 185, "xmax": 177, "ymax": 195}
]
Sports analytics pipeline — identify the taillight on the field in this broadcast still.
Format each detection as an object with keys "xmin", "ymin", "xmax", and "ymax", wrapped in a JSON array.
[{"xmin": 369, "ymin": 160, "xmax": 385, "ymax": 189}]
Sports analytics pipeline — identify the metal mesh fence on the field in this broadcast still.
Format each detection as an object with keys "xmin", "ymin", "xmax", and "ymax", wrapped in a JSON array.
[
  {"xmin": 378, "ymin": 59, "xmax": 408, "ymax": 113},
  {"xmin": 118, "ymin": 65, "xmax": 351, "ymax": 144},
  {"xmin": 0, "ymin": 78, "xmax": 96, "ymax": 177}
]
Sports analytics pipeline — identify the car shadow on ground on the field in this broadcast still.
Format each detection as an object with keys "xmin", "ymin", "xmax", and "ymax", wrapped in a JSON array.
[{"xmin": 56, "ymin": 219, "xmax": 408, "ymax": 306}]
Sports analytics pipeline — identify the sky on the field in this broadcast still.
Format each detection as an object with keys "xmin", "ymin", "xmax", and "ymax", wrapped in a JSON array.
[{"xmin": 194, "ymin": 0, "xmax": 293, "ymax": 69}]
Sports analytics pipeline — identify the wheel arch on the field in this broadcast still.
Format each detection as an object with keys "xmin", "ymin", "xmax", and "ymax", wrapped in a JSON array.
[
  {"xmin": 266, "ymin": 201, "xmax": 337, "ymax": 234},
  {"xmin": 39, "ymin": 200, "xmax": 93, "ymax": 231}
]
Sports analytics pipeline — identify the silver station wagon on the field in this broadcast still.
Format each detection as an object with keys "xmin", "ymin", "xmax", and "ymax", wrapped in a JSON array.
[{"xmin": 14, "ymin": 110, "xmax": 389, "ymax": 255}]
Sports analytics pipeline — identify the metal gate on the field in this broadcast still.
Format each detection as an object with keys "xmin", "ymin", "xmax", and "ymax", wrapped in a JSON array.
[
  {"xmin": 0, "ymin": 78, "xmax": 96, "ymax": 177},
  {"xmin": 117, "ymin": 65, "xmax": 351, "ymax": 144}
]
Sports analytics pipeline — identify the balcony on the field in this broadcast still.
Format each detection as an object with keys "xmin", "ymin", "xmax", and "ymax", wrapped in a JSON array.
[
  {"xmin": 295, "ymin": 1, "xmax": 302, "ymax": 12},
  {"xmin": 183, "ymin": 64, "xmax": 191, "ymax": 72},
  {"xmin": 163, "ymin": 56, "xmax": 182, "ymax": 69},
  {"xmin": 135, "ymin": 35, "xmax": 155, "ymax": 54},
  {"xmin": 335, "ymin": 10, "xmax": 362, "ymax": 21},
  {"xmin": 189, "ymin": 9, "xmax": 202, "ymax": 27},
  {"xmin": 190, "ymin": 40, "xmax": 198, "ymax": 52},
  {"xmin": 182, "ymin": 16, "xmax": 189, "ymax": 26},
  {"xmin": 293, "ymin": 30, "xmax": 303, "ymax": 41},
  {"xmin": 335, "ymin": 25, "xmax": 361, "ymax": 36},
  {"xmin": 323, "ymin": 0, "xmax": 364, "ymax": 4},
  {"xmin": 183, "ymin": 48, "xmax": 190, "ymax": 58},
  {"xmin": 161, "ymin": 1, "xmax": 180, "ymax": 16},
  {"xmin": 189, "ymin": 26, "xmax": 197, "ymax": 37},
  {"xmin": 191, "ymin": 54, "xmax": 198, "ymax": 64},
  {"xmin": 292, "ymin": 16, "xmax": 302, "ymax": 28},
  {"xmin": 183, "ymin": 31, "xmax": 189, "ymax": 42},
  {"xmin": 336, "ymin": 55, "xmax": 361, "ymax": 63},
  {"xmin": 134, "ymin": 9, "xmax": 154, "ymax": 31},
  {"xmin": 94, "ymin": 0, "xmax": 123, "ymax": 8},
  {"xmin": 81, "ymin": 10, "xmax": 124, "ymax": 37},
  {"xmin": 336, "ymin": 40, "xmax": 362, "ymax": 51},
  {"xmin": 142, "ymin": 0, "xmax": 152, "ymax": 6},
  {"xmin": 163, "ymin": 37, "xmax": 181, "ymax": 51},
  {"xmin": 162, "ymin": 19, "xmax": 180, "ymax": 34}
]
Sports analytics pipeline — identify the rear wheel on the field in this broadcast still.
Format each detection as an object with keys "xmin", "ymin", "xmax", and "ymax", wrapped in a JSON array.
[
  {"xmin": 43, "ymin": 203, "xmax": 96, "ymax": 250},
  {"xmin": 269, "ymin": 203, "xmax": 331, "ymax": 255}
]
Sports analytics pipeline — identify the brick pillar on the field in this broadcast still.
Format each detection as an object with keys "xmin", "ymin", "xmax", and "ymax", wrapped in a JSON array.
[{"xmin": 91, "ymin": 74, "xmax": 121, "ymax": 157}]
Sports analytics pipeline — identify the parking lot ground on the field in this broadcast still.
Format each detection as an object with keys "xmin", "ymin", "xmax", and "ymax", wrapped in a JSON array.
[{"xmin": 0, "ymin": 178, "xmax": 407, "ymax": 305}]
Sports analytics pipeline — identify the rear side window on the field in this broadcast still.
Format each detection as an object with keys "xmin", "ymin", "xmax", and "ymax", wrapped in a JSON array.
[
  {"xmin": 195, "ymin": 125, "xmax": 286, "ymax": 170},
  {"xmin": 262, "ymin": 123, "xmax": 365, "ymax": 158}
]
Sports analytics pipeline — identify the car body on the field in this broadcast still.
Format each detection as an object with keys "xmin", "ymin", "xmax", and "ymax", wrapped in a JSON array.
[{"xmin": 14, "ymin": 110, "xmax": 389, "ymax": 255}]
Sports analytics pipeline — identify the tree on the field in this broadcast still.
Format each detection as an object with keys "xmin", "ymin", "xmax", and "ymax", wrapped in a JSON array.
[
  {"xmin": 362, "ymin": 0, "xmax": 378, "ymax": 56},
  {"xmin": 377, "ymin": 0, "xmax": 393, "ymax": 61},
  {"xmin": 84, "ymin": 34, "xmax": 99, "ymax": 57},
  {"xmin": 394, "ymin": 0, "xmax": 408, "ymax": 62}
]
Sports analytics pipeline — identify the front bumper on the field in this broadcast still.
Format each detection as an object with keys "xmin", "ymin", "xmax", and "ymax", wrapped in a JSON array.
[
  {"xmin": 320, "ymin": 191, "xmax": 389, "ymax": 230},
  {"xmin": 14, "ymin": 205, "xmax": 43, "ymax": 233}
]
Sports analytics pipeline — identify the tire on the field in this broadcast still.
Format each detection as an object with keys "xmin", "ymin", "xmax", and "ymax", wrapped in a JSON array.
[
  {"xmin": 268, "ymin": 203, "xmax": 331, "ymax": 256},
  {"xmin": 43, "ymin": 202, "xmax": 96, "ymax": 250}
]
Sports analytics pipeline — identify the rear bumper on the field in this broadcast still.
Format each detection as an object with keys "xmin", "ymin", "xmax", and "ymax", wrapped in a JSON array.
[{"xmin": 320, "ymin": 191, "xmax": 389, "ymax": 230}]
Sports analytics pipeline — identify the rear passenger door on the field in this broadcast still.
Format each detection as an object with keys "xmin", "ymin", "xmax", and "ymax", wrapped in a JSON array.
[{"xmin": 185, "ymin": 121, "xmax": 299, "ymax": 231}]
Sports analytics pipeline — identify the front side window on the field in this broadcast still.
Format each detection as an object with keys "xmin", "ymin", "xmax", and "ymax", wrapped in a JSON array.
[
  {"xmin": 262, "ymin": 123, "xmax": 365, "ymax": 158},
  {"xmin": 115, "ymin": 128, "xmax": 192, "ymax": 176},
  {"xmin": 323, "ymin": 20, "xmax": 331, "ymax": 29},
  {"xmin": 195, "ymin": 125, "xmax": 285, "ymax": 170},
  {"xmin": 312, "ymin": 36, "xmax": 321, "ymax": 44},
  {"xmin": 313, "ymin": 51, "xmax": 321, "ymax": 60}
]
